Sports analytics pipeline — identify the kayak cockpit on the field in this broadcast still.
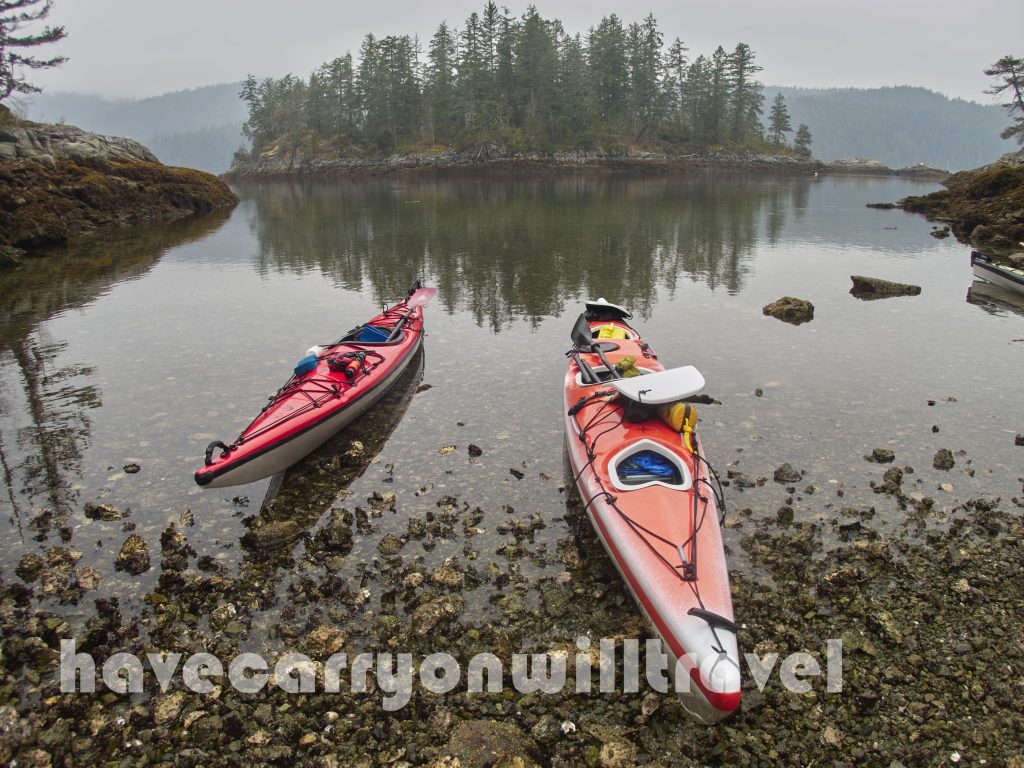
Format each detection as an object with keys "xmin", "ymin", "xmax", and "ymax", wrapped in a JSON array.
[{"xmin": 609, "ymin": 439, "xmax": 693, "ymax": 491}]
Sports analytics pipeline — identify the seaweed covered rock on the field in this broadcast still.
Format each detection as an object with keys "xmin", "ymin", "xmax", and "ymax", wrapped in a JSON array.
[
  {"xmin": 0, "ymin": 119, "xmax": 237, "ymax": 258},
  {"xmin": 900, "ymin": 150, "xmax": 1024, "ymax": 248},
  {"xmin": 762, "ymin": 296, "xmax": 814, "ymax": 325},
  {"xmin": 850, "ymin": 275, "xmax": 922, "ymax": 299}
]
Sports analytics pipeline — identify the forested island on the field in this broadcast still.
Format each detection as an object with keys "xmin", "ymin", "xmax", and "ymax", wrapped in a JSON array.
[{"xmin": 231, "ymin": 4, "xmax": 817, "ymax": 176}]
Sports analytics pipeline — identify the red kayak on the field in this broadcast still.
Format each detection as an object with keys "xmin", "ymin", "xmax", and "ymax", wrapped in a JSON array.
[
  {"xmin": 195, "ymin": 283, "xmax": 435, "ymax": 488},
  {"xmin": 563, "ymin": 299, "xmax": 740, "ymax": 723}
]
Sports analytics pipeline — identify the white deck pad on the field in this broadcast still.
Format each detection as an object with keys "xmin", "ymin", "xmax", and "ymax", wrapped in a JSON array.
[{"xmin": 611, "ymin": 365, "xmax": 705, "ymax": 404}]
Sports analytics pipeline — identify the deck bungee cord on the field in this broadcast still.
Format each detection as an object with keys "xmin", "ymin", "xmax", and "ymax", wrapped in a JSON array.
[
  {"xmin": 196, "ymin": 282, "xmax": 436, "ymax": 486},
  {"xmin": 565, "ymin": 341, "xmax": 733, "ymax": 653}
]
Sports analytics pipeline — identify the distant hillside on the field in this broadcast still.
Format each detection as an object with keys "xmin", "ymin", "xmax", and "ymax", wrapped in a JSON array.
[
  {"xmin": 763, "ymin": 86, "xmax": 1015, "ymax": 171},
  {"xmin": 20, "ymin": 82, "xmax": 1014, "ymax": 175},
  {"xmin": 24, "ymin": 83, "xmax": 247, "ymax": 174}
]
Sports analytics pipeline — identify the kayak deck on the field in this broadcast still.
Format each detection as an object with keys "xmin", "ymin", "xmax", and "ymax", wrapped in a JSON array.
[
  {"xmin": 195, "ymin": 301, "xmax": 424, "ymax": 488},
  {"xmin": 564, "ymin": 314, "xmax": 740, "ymax": 723}
]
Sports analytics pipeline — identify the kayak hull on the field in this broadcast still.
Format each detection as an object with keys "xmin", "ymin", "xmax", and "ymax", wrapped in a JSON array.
[
  {"xmin": 972, "ymin": 251, "xmax": 1024, "ymax": 295},
  {"xmin": 195, "ymin": 301, "xmax": 425, "ymax": 488},
  {"xmin": 564, "ymin": 316, "xmax": 741, "ymax": 723},
  {"xmin": 197, "ymin": 335, "xmax": 421, "ymax": 488}
]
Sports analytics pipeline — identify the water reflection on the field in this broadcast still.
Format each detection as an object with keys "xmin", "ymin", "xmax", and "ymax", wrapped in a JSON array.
[
  {"xmin": 966, "ymin": 280, "xmax": 1024, "ymax": 318},
  {"xmin": 0, "ymin": 211, "xmax": 231, "ymax": 538},
  {"xmin": 239, "ymin": 176, "xmax": 815, "ymax": 329}
]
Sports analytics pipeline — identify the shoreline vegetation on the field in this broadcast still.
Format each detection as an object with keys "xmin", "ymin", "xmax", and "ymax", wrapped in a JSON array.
[
  {"xmin": 225, "ymin": 146, "xmax": 950, "ymax": 180},
  {"xmin": 0, "ymin": 109, "xmax": 237, "ymax": 267}
]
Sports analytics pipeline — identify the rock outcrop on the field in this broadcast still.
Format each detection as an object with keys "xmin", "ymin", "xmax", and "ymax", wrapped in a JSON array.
[
  {"xmin": 226, "ymin": 144, "xmax": 827, "ymax": 178},
  {"xmin": 899, "ymin": 149, "xmax": 1024, "ymax": 250},
  {"xmin": 0, "ymin": 114, "xmax": 237, "ymax": 264},
  {"xmin": 0, "ymin": 121, "xmax": 159, "ymax": 165}
]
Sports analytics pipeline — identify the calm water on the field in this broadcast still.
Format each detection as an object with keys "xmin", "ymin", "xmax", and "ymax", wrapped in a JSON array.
[{"xmin": 2, "ymin": 174, "xmax": 1021, "ymax": 614}]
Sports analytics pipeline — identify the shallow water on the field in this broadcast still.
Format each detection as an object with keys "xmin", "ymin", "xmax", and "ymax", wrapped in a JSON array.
[{"xmin": 1, "ymin": 174, "xmax": 1021, "ymax": 614}]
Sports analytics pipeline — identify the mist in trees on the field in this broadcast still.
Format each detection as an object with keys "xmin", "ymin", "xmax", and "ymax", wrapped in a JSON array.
[{"xmin": 238, "ymin": 4, "xmax": 799, "ymax": 158}]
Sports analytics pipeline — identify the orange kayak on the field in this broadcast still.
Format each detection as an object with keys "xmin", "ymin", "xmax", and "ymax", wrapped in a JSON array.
[{"xmin": 563, "ymin": 300, "xmax": 740, "ymax": 723}]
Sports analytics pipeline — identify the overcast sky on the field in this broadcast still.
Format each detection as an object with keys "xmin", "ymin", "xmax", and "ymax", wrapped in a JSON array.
[{"xmin": 26, "ymin": 0, "xmax": 1023, "ymax": 104}]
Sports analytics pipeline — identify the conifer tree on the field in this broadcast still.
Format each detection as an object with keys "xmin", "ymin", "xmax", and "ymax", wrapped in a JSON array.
[
  {"xmin": 425, "ymin": 23, "xmax": 457, "ymax": 142},
  {"xmin": 727, "ymin": 43, "xmax": 763, "ymax": 143},
  {"xmin": 793, "ymin": 123, "xmax": 812, "ymax": 159},
  {"xmin": 0, "ymin": 0, "xmax": 66, "ymax": 102},
  {"xmin": 768, "ymin": 92, "xmax": 792, "ymax": 145},
  {"xmin": 984, "ymin": 55, "xmax": 1024, "ymax": 144},
  {"xmin": 588, "ymin": 15, "xmax": 628, "ymax": 125}
]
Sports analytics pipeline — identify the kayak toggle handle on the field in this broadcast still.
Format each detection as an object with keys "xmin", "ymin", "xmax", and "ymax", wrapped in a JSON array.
[
  {"xmin": 688, "ymin": 607, "xmax": 738, "ymax": 634},
  {"xmin": 204, "ymin": 441, "xmax": 232, "ymax": 466}
]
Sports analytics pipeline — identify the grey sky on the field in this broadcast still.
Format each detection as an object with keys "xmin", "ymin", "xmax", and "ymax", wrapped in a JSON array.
[{"xmin": 28, "ymin": 0, "xmax": 1024, "ymax": 104}]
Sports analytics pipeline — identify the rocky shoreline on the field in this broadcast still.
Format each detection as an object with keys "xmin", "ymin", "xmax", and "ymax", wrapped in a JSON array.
[
  {"xmin": 225, "ymin": 146, "xmax": 947, "ymax": 181},
  {"xmin": 0, "ymin": 116, "xmax": 238, "ymax": 268},
  {"xmin": 2, "ymin": 361, "xmax": 1022, "ymax": 766},
  {"xmin": 898, "ymin": 149, "xmax": 1024, "ymax": 251}
]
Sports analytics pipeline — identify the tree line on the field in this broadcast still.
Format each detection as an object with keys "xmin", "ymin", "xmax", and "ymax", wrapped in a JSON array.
[{"xmin": 238, "ymin": 4, "xmax": 812, "ymax": 158}]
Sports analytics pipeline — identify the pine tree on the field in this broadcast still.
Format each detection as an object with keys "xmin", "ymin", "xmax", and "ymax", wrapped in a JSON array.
[
  {"xmin": 425, "ymin": 23, "xmax": 457, "ymax": 143},
  {"xmin": 768, "ymin": 92, "xmax": 792, "ymax": 145},
  {"xmin": 515, "ymin": 7, "xmax": 558, "ymax": 143},
  {"xmin": 554, "ymin": 32, "xmax": 595, "ymax": 145},
  {"xmin": 326, "ymin": 54, "xmax": 357, "ymax": 138},
  {"xmin": 0, "ymin": 0, "xmax": 66, "ymax": 102},
  {"xmin": 588, "ymin": 15, "xmax": 628, "ymax": 126},
  {"xmin": 793, "ymin": 123, "xmax": 812, "ymax": 159},
  {"xmin": 984, "ymin": 55, "xmax": 1024, "ymax": 145},
  {"xmin": 663, "ymin": 37, "xmax": 688, "ymax": 134},
  {"xmin": 727, "ymin": 43, "xmax": 764, "ymax": 143},
  {"xmin": 625, "ymin": 14, "xmax": 663, "ymax": 145},
  {"xmin": 706, "ymin": 47, "xmax": 729, "ymax": 145}
]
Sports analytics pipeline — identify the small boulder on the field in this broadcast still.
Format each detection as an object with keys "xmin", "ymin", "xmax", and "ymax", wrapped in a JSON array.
[
  {"xmin": 933, "ymin": 449, "xmax": 955, "ymax": 471},
  {"xmin": 866, "ymin": 448, "xmax": 895, "ymax": 464},
  {"xmin": 773, "ymin": 463, "xmax": 802, "ymax": 484},
  {"xmin": 850, "ymin": 275, "xmax": 921, "ymax": 300},
  {"xmin": 116, "ymin": 534, "xmax": 151, "ymax": 574},
  {"xmin": 762, "ymin": 297, "xmax": 814, "ymax": 325},
  {"xmin": 241, "ymin": 520, "xmax": 301, "ymax": 550},
  {"xmin": 84, "ymin": 502, "xmax": 129, "ymax": 521}
]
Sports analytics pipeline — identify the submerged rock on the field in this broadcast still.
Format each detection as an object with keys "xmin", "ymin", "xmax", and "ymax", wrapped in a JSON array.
[
  {"xmin": 241, "ymin": 520, "xmax": 301, "ymax": 550},
  {"xmin": 762, "ymin": 296, "xmax": 814, "ymax": 325},
  {"xmin": 850, "ymin": 275, "xmax": 921, "ymax": 299},
  {"xmin": 933, "ymin": 448, "xmax": 956, "ymax": 470},
  {"xmin": 115, "ymin": 534, "xmax": 150, "ymax": 574},
  {"xmin": 773, "ymin": 463, "xmax": 802, "ymax": 484},
  {"xmin": 412, "ymin": 595, "xmax": 463, "ymax": 636},
  {"xmin": 83, "ymin": 502, "xmax": 130, "ymax": 521},
  {"xmin": 866, "ymin": 448, "xmax": 895, "ymax": 464},
  {"xmin": 445, "ymin": 720, "xmax": 538, "ymax": 768}
]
